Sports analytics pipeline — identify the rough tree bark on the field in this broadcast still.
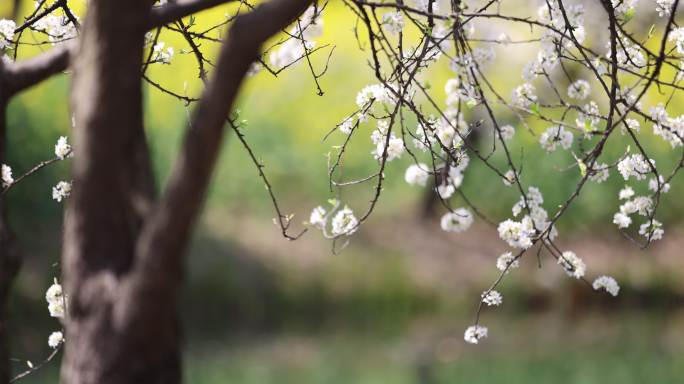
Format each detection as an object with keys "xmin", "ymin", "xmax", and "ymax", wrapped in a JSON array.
[
  {"xmin": 59, "ymin": 0, "xmax": 311, "ymax": 383},
  {"xmin": 0, "ymin": 62, "xmax": 23, "ymax": 384}
]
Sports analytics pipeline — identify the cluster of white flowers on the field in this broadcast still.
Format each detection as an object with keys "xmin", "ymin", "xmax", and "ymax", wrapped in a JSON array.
[
  {"xmin": 539, "ymin": 126, "xmax": 573, "ymax": 152},
  {"xmin": 1, "ymin": 164, "xmax": 13, "ymax": 187},
  {"xmin": 648, "ymin": 104, "xmax": 684, "ymax": 147},
  {"xmin": 607, "ymin": 33, "xmax": 646, "ymax": 71},
  {"xmin": 502, "ymin": 169, "xmax": 518, "ymax": 186},
  {"xmin": 669, "ymin": 27, "xmax": 684, "ymax": 55},
  {"xmin": 33, "ymin": 14, "xmax": 78, "ymax": 45},
  {"xmin": 592, "ymin": 275, "xmax": 620, "ymax": 296},
  {"xmin": 55, "ymin": 136, "xmax": 73, "ymax": 159},
  {"xmin": 648, "ymin": 176, "xmax": 670, "ymax": 193},
  {"xmin": 404, "ymin": 163, "xmax": 430, "ymax": 187},
  {"xmin": 309, "ymin": 204, "xmax": 359, "ymax": 237},
  {"xmin": 509, "ymin": 186, "xmax": 557, "ymax": 244},
  {"xmin": 356, "ymin": 84, "xmax": 393, "ymax": 108},
  {"xmin": 382, "ymin": 11, "xmax": 405, "ymax": 34},
  {"xmin": 613, "ymin": 186, "xmax": 658, "ymax": 230},
  {"xmin": 588, "ymin": 162, "xmax": 610, "ymax": 183},
  {"xmin": 309, "ymin": 206, "xmax": 326, "ymax": 228},
  {"xmin": 496, "ymin": 252, "xmax": 520, "ymax": 273},
  {"xmin": 656, "ymin": 0, "xmax": 676, "ymax": 17},
  {"xmin": 270, "ymin": 6, "xmax": 323, "ymax": 69},
  {"xmin": 575, "ymin": 101, "xmax": 600, "ymax": 132},
  {"xmin": 48, "ymin": 331, "xmax": 64, "ymax": 348},
  {"xmin": 498, "ymin": 219, "xmax": 534, "ymax": 249},
  {"xmin": 567, "ymin": 79, "xmax": 591, "ymax": 100},
  {"xmin": 0, "ymin": 19, "xmax": 15, "ymax": 50},
  {"xmin": 52, "ymin": 181, "xmax": 72, "ymax": 203},
  {"xmin": 331, "ymin": 206, "xmax": 358, "ymax": 236},
  {"xmin": 511, "ymin": 83, "xmax": 537, "ymax": 108},
  {"xmin": 45, "ymin": 280, "xmax": 66, "ymax": 318},
  {"xmin": 481, "ymin": 290, "xmax": 503, "ymax": 306},
  {"xmin": 371, "ymin": 121, "xmax": 404, "ymax": 162},
  {"xmin": 557, "ymin": 251, "xmax": 586, "ymax": 279},
  {"xmin": 617, "ymin": 154, "xmax": 654, "ymax": 180},
  {"xmin": 611, "ymin": 0, "xmax": 639, "ymax": 16},
  {"xmin": 639, "ymin": 219, "xmax": 664, "ymax": 241},
  {"xmin": 440, "ymin": 208, "xmax": 473, "ymax": 233},
  {"xmin": 464, "ymin": 325, "xmax": 488, "ymax": 344},
  {"xmin": 152, "ymin": 42, "xmax": 174, "ymax": 65},
  {"xmin": 497, "ymin": 125, "xmax": 515, "ymax": 141}
]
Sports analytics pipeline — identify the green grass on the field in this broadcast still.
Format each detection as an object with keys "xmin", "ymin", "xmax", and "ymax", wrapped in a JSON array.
[{"xmin": 183, "ymin": 312, "xmax": 684, "ymax": 384}]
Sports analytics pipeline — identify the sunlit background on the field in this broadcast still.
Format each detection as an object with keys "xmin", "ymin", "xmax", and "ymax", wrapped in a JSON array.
[{"xmin": 4, "ymin": 0, "xmax": 684, "ymax": 383}]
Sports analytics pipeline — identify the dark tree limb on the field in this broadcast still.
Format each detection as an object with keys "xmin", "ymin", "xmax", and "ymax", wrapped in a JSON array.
[
  {"xmin": 116, "ymin": 0, "xmax": 313, "ymax": 336},
  {"xmin": 0, "ymin": 65, "xmax": 23, "ymax": 384}
]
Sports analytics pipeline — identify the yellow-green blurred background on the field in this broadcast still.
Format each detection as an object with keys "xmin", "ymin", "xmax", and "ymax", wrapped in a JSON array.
[{"xmin": 4, "ymin": 1, "xmax": 684, "ymax": 383}]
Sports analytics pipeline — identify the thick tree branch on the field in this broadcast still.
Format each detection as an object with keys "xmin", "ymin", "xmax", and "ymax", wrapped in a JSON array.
[
  {"xmin": 3, "ymin": 43, "xmax": 73, "ymax": 96},
  {"xmin": 116, "ymin": 0, "xmax": 313, "ymax": 330},
  {"xmin": 148, "ymin": 0, "xmax": 238, "ymax": 28},
  {"xmin": 3, "ymin": 0, "xmax": 239, "ymax": 95}
]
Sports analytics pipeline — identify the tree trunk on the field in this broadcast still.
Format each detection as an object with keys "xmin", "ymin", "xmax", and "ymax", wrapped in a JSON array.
[
  {"xmin": 0, "ymin": 91, "xmax": 22, "ymax": 384},
  {"xmin": 59, "ymin": 0, "xmax": 171, "ymax": 382},
  {"xmin": 59, "ymin": 0, "xmax": 311, "ymax": 382}
]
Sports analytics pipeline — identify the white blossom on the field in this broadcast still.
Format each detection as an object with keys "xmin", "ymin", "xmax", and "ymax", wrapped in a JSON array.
[
  {"xmin": 464, "ymin": 325, "xmax": 488, "ymax": 344},
  {"xmin": 152, "ymin": 42, "xmax": 174, "ymax": 64},
  {"xmin": 382, "ymin": 11, "xmax": 405, "ymax": 34},
  {"xmin": 55, "ymin": 136, "xmax": 73, "ymax": 159},
  {"xmin": 52, "ymin": 181, "xmax": 72, "ymax": 203},
  {"xmin": 656, "ymin": 0, "xmax": 675, "ymax": 17},
  {"xmin": 498, "ymin": 125, "xmax": 515, "ymax": 141},
  {"xmin": 639, "ymin": 220, "xmax": 664, "ymax": 241},
  {"xmin": 648, "ymin": 176, "xmax": 670, "ymax": 193},
  {"xmin": 557, "ymin": 251, "xmax": 586, "ymax": 279},
  {"xmin": 0, "ymin": 20, "xmax": 15, "ymax": 50},
  {"xmin": 481, "ymin": 290, "xmax": 503, "ymax": 306},
  {"xmin": 539, "ymin": 126, "xmax": 573, "ymax": 152},
  {"xmin": 619, "ymin": 186, "xmax": 635, "ymax": 200},
  {"xmin": 436, "ymin": 183, "xmax": 455, "ymax": 199},
  {"xmin": 48, "ymin": 331, "xmax": 64, "ymax": 348},
  {"xmin": 512, "ymin": 83, "xmax": 537, "ymax": 108},
  {"xmin": 331, "ymin": 206, "xmax": 358, "ymax": 236},
  {"xmin": 588, "ymin": 163, "xmax": 609, "ymax": 183},
  {"xmin": 373, "ymin": 133, "xmax": 404, "ymax": 161},
  {"xmin": 613, "ymin": 212, "xmax": 632, "ymax": 228},
  {"xmin": 496, "ymin": 252, "xmax": 520, "ymax": 272},
  {"xmin": 669, "ymin": 27, "xmax": 684, "ymax": 54},
  {"xmin": 405, "ymin": 163, "xmax": 430, "ymax": 186},
  {"xmin": 32, "ymin": 14, "xmax": 77, "ymax": 45},
  {"xmin": 592, "ymin": 275, "xmax": 620, "ymax": 296},
  {"xmin": 575, "ymin": 101, "xmax": 600, "ymax": 132},
  {"xmin": 338, "ymin": 117, "xmax": 354, "ymax": 135},
  {"xmin": 440, "ymin": 208, "xmax": 473, "ymax": 233},
  {"xmin": 617, "ymin": 154, "xmax": 654, "ymax": 181},
  {"xmin": 1, "ymin": 164, "xmax": 13, "ymax": 187},
  {"xmin": 498, "ymin": 219, "xmax": 533, "ymax": 249},
  {"xmin": 309, "ymin": 206, "xmax": 326, "ymax": 228},
  {"xmin": 45, "ymin": 281, "xmax": 66, "ymax": 318},
  {"xmin": 567, "ymin": 79, "xmax": 591, "ymax": 100},
  {"xmin": 502, "ymin": 170, "xmax": 517, "ymax": 186}
]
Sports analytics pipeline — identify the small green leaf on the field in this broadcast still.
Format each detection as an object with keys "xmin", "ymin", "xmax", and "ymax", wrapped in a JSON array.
[
  {"xmin": 530, "ymin": 103, "xmax": 540, "ymax": 116},
  {"xmin": 623, "ymin": 8, "xmax": 635, "ymax": 23},
  {"xmin": 578, "ymin": 159, "xmax": 587, "ymax": 177}
]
